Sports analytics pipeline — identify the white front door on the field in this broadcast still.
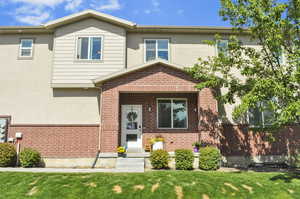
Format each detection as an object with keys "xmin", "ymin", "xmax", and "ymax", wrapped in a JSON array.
[{"xmin": 121, "ymin": 105, "xmax": 143, "ymax": 150}]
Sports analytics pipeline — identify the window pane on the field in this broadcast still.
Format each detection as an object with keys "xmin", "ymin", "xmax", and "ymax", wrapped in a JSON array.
[
  {"xmin": 21, "ymin": 49, "xmax": 31, "ymax": 57},
  {"xmin": 146, "ymin": 50, "xmax": 156, "ymax": 62},
  {"xmin": 158, "ymin": 51, "xmax": 168, "ymax": 60},
  {"xmin": 79, "ymin": 37, "xmax": 89, "ymax": 59},
  {"xmin": 158, "ymin": 100, "xmax": 172, "ymax": 128},
  {"xmin": 158, "ymin": 40, "xmax": 168, "ymax": 50},
  {"xmin": 249, "ymin": 107, "xmax": 263, "ymax": 126},
  {"xmin": 145, "ymin": 40, "xmax": 156, "ymax": 50},
  {"xmin": 262, "ymin": 102, "xmax": 275, "ymax": 125},
  {"xmin": 173, "ymin": 100, "xmax": 187, "ymax": 128},
  {"xmin": 217, "ymin": 40, "xmax": 228, "ymax": 56},
  {"xmin": 21, "ymin": 40, "xmax": 32, "ymax": 48},
  {"xmin": 90, "ymin": 37, "xmax": 101, "ymax": 60}
]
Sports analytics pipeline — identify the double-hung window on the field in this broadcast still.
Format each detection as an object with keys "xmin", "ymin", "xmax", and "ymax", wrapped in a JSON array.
[
  {"xmin": 145, "ymin": 39, "xmax": 169, "ymax": 62},
  {"xmin": 77, "ymin": 36, "xmax": 102, "ymax": 60},
  {"xmin": 157, "ymin": 99, "xmax": 188, "ymax": 129},
  {"xmin": 19, "ymin": 39, "xmax": 33, "ymax": 58},
  {"xmin": 248, "ymin": 101, "xmax": 275, "ymax": 127},
  {"xmin": 217, "ymin": 40, "xmax": 229, "ymax": 56}
]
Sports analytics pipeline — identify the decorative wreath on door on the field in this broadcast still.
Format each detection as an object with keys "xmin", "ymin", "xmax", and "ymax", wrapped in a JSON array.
[{"xmin": 127, "ymin": 111, "xmax": 138, "ymax": 122}]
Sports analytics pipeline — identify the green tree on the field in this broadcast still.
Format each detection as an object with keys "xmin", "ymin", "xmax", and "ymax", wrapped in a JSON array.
[{"xmin": 188, "ymin": 0, "xmax": 300, "ymax": 130}]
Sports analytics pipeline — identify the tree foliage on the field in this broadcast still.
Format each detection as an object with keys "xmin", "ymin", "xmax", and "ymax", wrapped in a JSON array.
[{"xmin": 188, "ymin": 0, "xmax": 300, "ymax": 130}]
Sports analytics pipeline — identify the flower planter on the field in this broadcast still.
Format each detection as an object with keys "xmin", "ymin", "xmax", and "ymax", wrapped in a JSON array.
[
  {"xmin": 152, "ymin": 141, "xmax": 164, "ymax": 151},
  {"xmin": 193, "ymin": 147, "xmax": 199, "ymax": 153}
]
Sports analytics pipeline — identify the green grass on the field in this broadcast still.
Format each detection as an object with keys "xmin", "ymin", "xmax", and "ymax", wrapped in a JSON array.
[{"xmin": 0, "ymin": 171, "xmax": 300, "ymax": 199}]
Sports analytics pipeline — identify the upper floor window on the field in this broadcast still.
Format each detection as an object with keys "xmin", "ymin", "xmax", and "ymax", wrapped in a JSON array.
[
  {"xmin": 19, "ymin": 39, "xmax": 33, "ymax": 58},
  {"xmin": 157, "ymin": 99, "xmax": 188, "ymax": 129},
  {"xmin": 77, "ymin": 36, "xmax": 102, "ymax": 60},
  {"xmin": 217, "ymin": 40, "xmax": 229, "ymax": 56},
  {"xmin": 145, "ymin": 39, "xmax": 169, "ymax": 62},
  {"xmin": 248, "ymin": 101, "xmax": 275, "ymax": 127}
]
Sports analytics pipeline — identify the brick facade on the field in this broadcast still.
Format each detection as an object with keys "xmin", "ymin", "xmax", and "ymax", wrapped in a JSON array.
[
  {"xmin": 8, "ymin": 125, "xmax": 99, "ymax": 158},
  {"xmin": 221, "ymin": 124, "xmax": 300, "ymax": 156},
  {"xmin": 100, "ymin": 63, "xmax": 218, "ymax": 152}
]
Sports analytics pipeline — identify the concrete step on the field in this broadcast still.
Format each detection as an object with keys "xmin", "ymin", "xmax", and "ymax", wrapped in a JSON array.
[
  {"xmin": 116, "ymin": 158, "xmax": 145, "ymax": 172},
  {"xmin": 126, "ymin": 153, "xmax": 150, "ymax": 158}
]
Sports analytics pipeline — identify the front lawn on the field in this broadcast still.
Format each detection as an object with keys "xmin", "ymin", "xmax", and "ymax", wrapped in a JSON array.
[{"xmin": 0, "ymin": 171, "xmax": 299, "ymax": 199}]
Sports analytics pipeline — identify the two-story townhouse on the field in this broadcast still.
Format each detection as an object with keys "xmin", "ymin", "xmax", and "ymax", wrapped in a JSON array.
[{"xmin": 0, "ymin": 10, "xmax": 298, "ymax": 168}]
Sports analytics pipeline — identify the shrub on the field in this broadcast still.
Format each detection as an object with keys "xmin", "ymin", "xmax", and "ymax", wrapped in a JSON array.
[
  {"xmin": 19, "ymin": 148, "xmax": 41, "ymax": 168},
  {"xmin": 175, "ymin": 149, "xmax": 194, "ymax": 170},
  {"xmin": 0, "ymin": 143, "xmax": 17, "ymax": 167},
  {"xmin": 199, "ymin": 146, "xmax": 221, "ymax": 170},
  {"xmin": 150, "ymin": 149, "xmax": 169, "ymax": 169},
  {"xmin": 290, "ymin": 153, "xmax": 300, "ymax": 168}
]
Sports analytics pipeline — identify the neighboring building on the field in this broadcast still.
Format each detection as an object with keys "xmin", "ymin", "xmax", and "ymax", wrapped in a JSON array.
[{"xmin": 0, "ymin": 10, "xmax": 298, "ymax": 168}]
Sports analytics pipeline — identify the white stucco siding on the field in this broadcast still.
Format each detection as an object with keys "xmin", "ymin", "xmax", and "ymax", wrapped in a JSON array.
[{"xmin": 0, "ymin": 34, "xmax": 100, "ymax": 124}]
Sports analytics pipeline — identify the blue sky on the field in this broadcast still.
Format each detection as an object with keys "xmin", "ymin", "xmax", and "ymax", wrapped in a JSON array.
[{"xmin": 0, "ymin": 0, "xmax": 230, "ymax": 27}]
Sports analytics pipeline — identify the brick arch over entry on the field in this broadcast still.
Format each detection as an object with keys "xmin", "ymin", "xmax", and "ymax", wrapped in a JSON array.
[{"xmin": 99, "ymin": 63, "xmax": 218, "ymax": 152}]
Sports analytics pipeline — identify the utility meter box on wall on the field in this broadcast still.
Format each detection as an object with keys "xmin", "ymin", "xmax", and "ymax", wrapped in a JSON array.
[{"xmin": 15, "ymin": 132, "xmax": 23, "ymax": 139}]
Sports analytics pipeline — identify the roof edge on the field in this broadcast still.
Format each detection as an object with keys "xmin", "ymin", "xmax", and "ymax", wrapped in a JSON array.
[{"xmin": 44, "ymin": 9, "xmax": 136, "ymax": 29}]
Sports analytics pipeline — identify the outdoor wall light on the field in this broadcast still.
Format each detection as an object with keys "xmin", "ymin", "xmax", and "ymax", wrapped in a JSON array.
[{"xmin": 148, "ymin": 106, "xmax": 152, "ymax": 112}]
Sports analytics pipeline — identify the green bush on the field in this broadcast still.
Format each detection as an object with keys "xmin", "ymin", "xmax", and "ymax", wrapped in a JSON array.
[
  {"xmin": 290, "ymin": 153, "xmax": 300, "ymax": 168},
  {"xmin": 0, "ymin": 143, "xmax": 17, "ymax": 167},
  {"xmin": 150, "ymin": 149, "xmax": 169, "ymax": 169},
  {"xmin": 199, "ymin": 146, "xmax": 221, "ymax": 170},
  {"xmin": 175, "ymin": 149, "xmax": 194, "ymax": 170},
  {"xmin": 19, "ymin": 148, "xmax": 41, "ymax": 168}
]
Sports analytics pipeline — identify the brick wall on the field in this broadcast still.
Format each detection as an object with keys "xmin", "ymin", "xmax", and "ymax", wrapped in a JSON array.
[
  {"xmin": 8, "ymin": 125, "xmax": 99, "ymax": 158},
  {"xmin": 221, "ymin": 124, "xmax": 300, "ymax": 156}
]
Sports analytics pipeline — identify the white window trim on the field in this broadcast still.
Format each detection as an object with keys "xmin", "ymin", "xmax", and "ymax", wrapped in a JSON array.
[
  {"xmin": 156, "ymin": 98, "xmax": 188, "ymax": 129},
  {"xmin": 19, "ymin": 39, "xmax": 34, "ymax": 58},
  {"xmin": 215, "ymin": 39, "xmax": 229, "ymax": 56},
  {"xmin": 144, "ymin": 39, "xmax": 170, "ymax": 63},
  {"xmin": 75, "ymin": 35, "xmax": 103, "ymax": 61}
]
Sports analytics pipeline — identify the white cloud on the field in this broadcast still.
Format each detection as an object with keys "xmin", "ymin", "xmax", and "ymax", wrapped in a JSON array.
[
  {"xmin": 5, "ymin": 0, "xmax": 124, "ymax": 25},
  {"xmin": 144, "ymin": 9, "xmax": 151, "ymax": 14},
  {"xmin": 92, "ymin": 0, "xmax": 121, "ymax": 11},
  {"xmin": 144, "ymin": 0, "xmax": 160, "ymax": 14},
  {"xmin": 16, "ymin": 12, "xmax": 50, "ymax": 25},
  {"xmin": 65, "ymin": 0, "xmax": 82, "ymax": 11},
  {"xmin": 152, "ymin": 0, "xmax": 160, "ymax": 8},
  {"xmin": 12, "ymin": 0, "xmax": 66, "ymax": 7},
  {"xmin": 15, "ymin": 5, "xmax": 43, "ymax": 15}
]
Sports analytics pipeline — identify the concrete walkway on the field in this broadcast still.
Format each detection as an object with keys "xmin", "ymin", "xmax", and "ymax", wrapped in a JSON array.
[{"xmin": 0, "ymin": 167, "xmax": 144, "ymax": 173}]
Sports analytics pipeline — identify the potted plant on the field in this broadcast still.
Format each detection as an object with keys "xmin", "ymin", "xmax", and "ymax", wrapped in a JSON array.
[
  {"xmin": 117, "ymin": 146, "xmax": 126, "ymax": 157},
  {"xmin": 151, "ymin": 136, "xmax": 165, "ymax": 151},
  {"xmin": 192, "ymin": 141, "xmax": 201, "ymax": 152}
]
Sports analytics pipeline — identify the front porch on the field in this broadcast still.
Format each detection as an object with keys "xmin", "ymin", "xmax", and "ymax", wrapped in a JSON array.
[
  {"xmin": 97, "ymin": 61, "xmax": 219, "ymax": 153},
  {"xmin": 119, "ymin": 92, "xmax": 199, "ymax": 152}
]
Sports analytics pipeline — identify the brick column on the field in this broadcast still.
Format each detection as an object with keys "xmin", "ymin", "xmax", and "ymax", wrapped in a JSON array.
[
  {"xmin": 197, "ymin": 88, "xmax": 220, "ymax": 146},
  {"xmin": 101, "ymin": 89, "xmax": 120, "ymax": 152}
]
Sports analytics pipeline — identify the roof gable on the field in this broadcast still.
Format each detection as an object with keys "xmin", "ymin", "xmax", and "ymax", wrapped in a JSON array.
[
  {"xmin": 93, "ymin": 60, "xmax": 186, "ymax": 84},
  {"xmin": 44, "ymin": 10, "xmax": 136, "ymax": 29}
]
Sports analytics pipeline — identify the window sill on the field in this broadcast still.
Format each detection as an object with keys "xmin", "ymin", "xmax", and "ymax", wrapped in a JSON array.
[
  {"xmin": 17, "ymin": 56, "xmax": 33, "ymax": 60},
  {"xmin": 74, "ymin": 59, "xmax": 104, "ymax": 63}
]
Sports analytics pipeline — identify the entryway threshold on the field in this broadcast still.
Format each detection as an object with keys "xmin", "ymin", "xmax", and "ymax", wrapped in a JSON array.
[{"xmin": 0, "ymin": 167, "xmax": 144, "ymax": 173}]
